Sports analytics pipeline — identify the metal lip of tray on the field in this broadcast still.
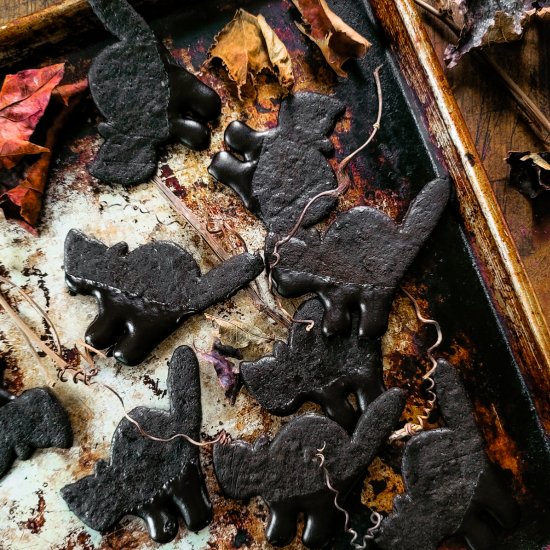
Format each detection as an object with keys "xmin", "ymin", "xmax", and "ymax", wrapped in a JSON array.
[{"xmin": 0, "ymin": 0, "xmax": 549, "ymax": 548}]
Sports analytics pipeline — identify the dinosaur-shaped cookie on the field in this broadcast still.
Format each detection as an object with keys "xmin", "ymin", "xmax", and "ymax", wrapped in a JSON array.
[
  {"xmin": 214, "ymin": 388, "xmax": 406, "ymax": 548},
  {"xmin": 0, "ymin": 363, "xmax": 73, "ymax": 479},
  {"xmin": 269, "ymin": 176, "xmax": 451, "ymax": 338},
  {"xmin": 241, "ymin": 298, "xmax": 384, "ymax": 431},
  {"xmin": 87, "ymin": 0, "xmax": 221, "ymax": 185},
  {"xmin": 62, "ymin": 346, "xmax": 211, "ymax": 543},
  {"xmin": 64, "ymin": 229, "xmax": 264, "ymax": 366},
  {"xmin": 208, "ymin": 92, "xmax": 345, "ymax": 234},
  {"xmin": 376, "ymin": 360, "xmax": 519, "ymax": 550}
]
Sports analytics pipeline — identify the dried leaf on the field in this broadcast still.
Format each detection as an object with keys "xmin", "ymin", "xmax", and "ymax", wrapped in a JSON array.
[
  {"xmin": 445, "ymin": 0, "xmax": 550, "ymax": 67},
  {"xmin": 52, "ymin": 78, "xmax": 89, "ymax": 106},
  {"xmin": 208, "ymin": 9, "xmax": 294, "ymax": 97},
  {"xmin": 506, "ymin": 151, "xmax": 550, "ymax": 198},
  {"xmin": 1, "ymin": 73, "xmax": 87, "ymax": 233},
  {"xmin": 0, "ymin": 64, "xmax": 65, "ymax": 169},
  {"xmin": 198, "ymin": 348, "xmax": 239, "ymax": 394},
  {"xmin": 291, "ymin": 0, "xmax": 371, "ymax": 77}
]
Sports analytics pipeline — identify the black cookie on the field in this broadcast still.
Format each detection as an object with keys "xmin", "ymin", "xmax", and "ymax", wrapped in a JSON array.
[
  {"xmin": 208, "ymin": 92, "xmax": 345, "ymax": 234},
  {"xmin": 88, "ymin": 0, "xmax": 221, "ymax": 185},
  {"xmin": 214, "ymin": 388, "xmax": 405, "ymax": 548},
  {"xmin": 241, "ymin": 298, "xmax": 384, "ymax": 432},
  {"xmin": 376, "ymin": 360, "xmax": 519, "ymax": 550},
  {"xmin": 62, "ymin": 346, "xmax": 211, "ymax": 543},
  {"xmin": 64, "ymin": 229, "xmax": 264, "ymax": 366},
  {"xmin": 0, "ymin": 364, "xmax": 73, "ymax": 478},
  {"xmin": 269, "ymin": 176, "xmax": 450, "ymax": 338}
]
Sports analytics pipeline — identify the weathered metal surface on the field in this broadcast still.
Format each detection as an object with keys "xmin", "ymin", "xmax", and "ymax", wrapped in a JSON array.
[{"xmin": 0, "ymin": 0, "xmax": 549, "ymax": 548}]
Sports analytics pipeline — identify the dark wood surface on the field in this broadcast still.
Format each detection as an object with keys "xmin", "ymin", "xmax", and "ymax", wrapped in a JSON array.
[{"xmin": 1, "ymin": 0, "xmax": 548, "ymax": 326}]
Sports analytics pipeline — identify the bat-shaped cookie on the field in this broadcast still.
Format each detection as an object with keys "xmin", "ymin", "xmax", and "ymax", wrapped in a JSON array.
[
  {"xmin": 0, "ymin": 365, "xmax": 73, "ymax": 479},
  {"xmin": 64, "ymin": 229, "xmax": 264, "ymax": 366},
  {"xmin": 241, "ymin": 298, "xmax": 384, "ymax": 431},
  {"xmin": 376, "ymin": 360, "xmax": 519, "ymax": 550},
  {"xmin": 208, "ymin": 92, "xmax": 345, "ymax": 234},
  {"xmin": 87, "ymin": 0, "xmax": 221, "ymax": 185},
  {"xmin": 269, "ymin": 176, "xmax": 451, "ymax": 338},
  {"xmin": 214, "ymin": 388, "xmax": 405, "ymax": 548},
  {"xmin": 62, "ymin": 346, "xmax": 211, "ymax": 543}
]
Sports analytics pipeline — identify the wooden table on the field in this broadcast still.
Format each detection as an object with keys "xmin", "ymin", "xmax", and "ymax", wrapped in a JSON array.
[{"xmin": 2, "ymin": 0, "xmax": 549, "ymax": 325}]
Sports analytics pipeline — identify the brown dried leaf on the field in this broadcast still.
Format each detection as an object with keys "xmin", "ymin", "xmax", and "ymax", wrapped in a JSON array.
[
  {"xmin": 445, "ymin": 0, "xmax": 550, "ymax": 67},
  {"xmin": 208, "ymin": 8, "xmax": 294, "ymax": 97},
  {"xmin": 506, "ymin": 151, "xmax": 550, "ymax": 199},
  {"xmin": 291, "ymin": 0, "xmax": 371, "ymax": 77}
]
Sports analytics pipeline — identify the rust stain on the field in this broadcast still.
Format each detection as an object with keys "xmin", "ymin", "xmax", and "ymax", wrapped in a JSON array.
[
  {"xmin": 142, "ymin": 374, "xmax": 167, "ymax": 399},
  {"xmin": 473, "ymin": 401, "xmax": 524, "ymax": 493},
  {"xmin": 20, "ymin": 489, "xmax": 46, "ymax": 534},
  {"xmin": 58, "ymin": 530, "xmax": 95, "ymax": 550}
]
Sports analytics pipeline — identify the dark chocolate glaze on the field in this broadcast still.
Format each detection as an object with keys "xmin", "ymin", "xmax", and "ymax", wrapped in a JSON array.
[
  {"xmin": 0, "ymin": 362, "xmax": 72, "ymax": 478},
  {"xmin": 375, "ymin": 360, "xmax": 519, "ymax": 550},
  {"xmin": 214, "ymin": 388, "xmax": 405, "ymax": 548},
  {"xmin": 61, "ymin": 346, "xmax": 211, "ymax": 543},
  {"xmin": 208, "ymin": 93, "xmax": 345, "ymax": 234},
  {"xmin": 241, "ymin": 298, "xmax": 384, "ymax": 432},
  {"xmin": 64, "ymin": 229, "xmax": 264, "ymax": 366},
  {"xmin": 269, "ymin": 177, "xmax": 451, "ymax": 338},
  {"xmin": 87, "ymin": 0, "xmax": 221, "ymax": 186}
]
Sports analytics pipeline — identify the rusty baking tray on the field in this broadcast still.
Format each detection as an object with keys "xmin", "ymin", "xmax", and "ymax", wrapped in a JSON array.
[{"xmin": 1, "ymin": 0, "xmax": 549, "ymax": 548}]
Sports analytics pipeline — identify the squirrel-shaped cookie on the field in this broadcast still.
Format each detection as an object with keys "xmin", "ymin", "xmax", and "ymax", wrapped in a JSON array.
[
  {"xmin": 64, "ymin": 229, "xmax": 264, "ymax": 366},
  {"xmin": 0, "ymin": 363, "xmax": 73, "ymax": 478},
  {"xmin": 376, "ymin": 360, "xmax": 519, "ymax": 550},
  {"xmin": 241, "ymin": 298, "xmax": 384, "ymax": 431},
  {"xmin": 87, "ymin": 0, "xmax": 221, "ymax": 185},
  {"xmin": 208, "ymin": 92, "xmax": 345, "ymax": 234},
  {"xmin": 214, "ymin": 388, "xmax": 405, "ymax": 548},
  {"xmin": 269, "ymin": 176, "xmax": 451, "ymax": 338},
  {"xmin": 62, "ymin": 346, "xmax": 211, "ymax": 543}
]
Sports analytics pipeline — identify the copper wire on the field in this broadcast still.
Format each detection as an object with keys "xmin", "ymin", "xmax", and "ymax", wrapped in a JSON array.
[
  {"xmin": 388, "ymin": 288, "xmax": 443, "ymax": 442},
  {"xmin": 315, "ymin": 443, "xmax": 382, "ymax": 548}
]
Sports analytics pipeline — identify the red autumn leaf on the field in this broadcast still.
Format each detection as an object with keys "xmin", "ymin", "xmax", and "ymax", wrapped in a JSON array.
[
  {"xmin": 0, "ymin": 69, "xmax": 88, "ymax": 233},
  {"xmin": 0, "ymin": 63, "xmax": 65, "ymax": 169}
]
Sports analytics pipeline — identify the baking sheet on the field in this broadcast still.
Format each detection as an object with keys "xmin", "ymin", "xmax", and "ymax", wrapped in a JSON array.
[{"xmin": 0, "ymin": 0, "xmax": 549, "ymax": 548}]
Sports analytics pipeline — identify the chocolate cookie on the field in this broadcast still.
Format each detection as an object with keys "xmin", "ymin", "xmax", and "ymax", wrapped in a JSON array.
[
  {"xmin": 214, "ymin": 388, "xmax": 405, "ymax": 548},
  {"xmin": 376, "ymin": 360, "xmax": 519, "ymax": 550},
  {"xmin": 208, "ymin": 92, "xmax": 345, "ymax": 234},
  {"xmin": 62, "ymin": 346, "xmax": 211, "ymax": 543},
  {"xmin": 88, "ymin": 0, "xmax": 221, "ymax": 185},
  {"xmin": 241, "ymin": 298, "xmax": 384, "ymax": 431},
  {"xmin": 0, "ymin": 364, "xmax": 73, "ymax": 478},
  {"xmin": 269, "ymin": 176, "xmax": 451, "ymax": 338},
  {"xmin": 64, "ymin": 229, "xmax": 264, "ymax": 366}
]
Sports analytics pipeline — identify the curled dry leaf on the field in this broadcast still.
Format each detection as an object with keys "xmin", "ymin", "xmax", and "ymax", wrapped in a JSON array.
[
  {"xmin": 0, "ymin": 68, "xmax": 88, "ymax": 233},
  {"xmin": 0, "ymin": 64, "xmax": 65, "ymax": 169},
  {"xmin": 445, "ymin": 0, "xmax": 550, "ymax": 68},
  {"xmin": 208, "ymin": 8, "xmax": 294, "ymax": 98},
  {"xmin": 506, "ymin": 151, "xmax": 550, "ymax": 199},
  {"xmin": 291, "ymin": 0, "xmax": 371, "ymax": 77}
]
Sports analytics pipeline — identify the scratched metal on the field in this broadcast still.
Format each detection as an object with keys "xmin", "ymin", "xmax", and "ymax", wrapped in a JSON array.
[{"xmin": 0, "ymin": 0, "xmax": 549, "ymax": 548}]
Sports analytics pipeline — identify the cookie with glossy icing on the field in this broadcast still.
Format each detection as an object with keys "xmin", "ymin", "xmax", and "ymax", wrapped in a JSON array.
[
  {"xmin": 62, "ymin": 346, "xmax": 211, "ymax": 543},
  {"xmin": 269, "ymin": 176, "xmax": 451, "ymax": 338},
  {"xmin": 214, "ymin": 388, "xmax": 405, "ymax": 548},
  {"xmin": 64, "ymin": 229, "xmax": 264, "ymax": 366},
  {"xmin": 87, "ymin": 0, "xmax": 221, "ymax": 185},
  {"xmin": 376, "ymin": 359, "xmax": 519, "ymax": 550},
  {"xmin": 0, "ymin": 364, "xmax": 73, "ymax": 478},
  {"xmin": 241, "ymin": 298, "xmax": 384, "ymax": 431},
  {"xmin": 208, "ymin": 92, "xmax": 344, "ymax": 234}
]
